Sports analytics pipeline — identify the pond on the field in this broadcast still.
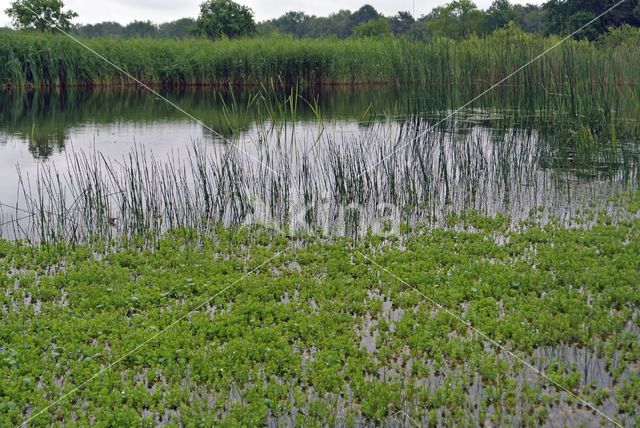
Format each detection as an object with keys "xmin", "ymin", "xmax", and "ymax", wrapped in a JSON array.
[
  {"xmin": 1, "ymin": 84, "xmax": 639, "ymax": 427},
  {"xmin": 0, "ymin": 85, "xmax": 638, "ymax": 240}
]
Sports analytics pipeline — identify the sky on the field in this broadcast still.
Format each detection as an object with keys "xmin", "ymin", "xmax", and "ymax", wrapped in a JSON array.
[{"xmin": 0, "ymin": 0, "xmax": 545, "ymax": 28}]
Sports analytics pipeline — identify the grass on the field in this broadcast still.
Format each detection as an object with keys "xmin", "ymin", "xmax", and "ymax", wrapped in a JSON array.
[
  {"xmin": 0, "ymin": 206, "xmax": 639, "ymax": 426},
  {"xmin": 1, "ymin": 27, "xmax": 639, "ymax": 94}
]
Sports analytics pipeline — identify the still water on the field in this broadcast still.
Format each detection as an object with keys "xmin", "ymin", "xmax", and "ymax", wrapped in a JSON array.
[{"xmin": 0, "ymin": 86, "xmax": 638, "ymax": 239}]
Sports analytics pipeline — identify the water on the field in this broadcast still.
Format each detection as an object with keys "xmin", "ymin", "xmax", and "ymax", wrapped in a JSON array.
[
  {"xmin": 1, "ymin": 85, "xmax": 639, "ymax": 426},
  {"xmin": 0, "ymin": 86, "xmax": 638, "ymax": 239}
]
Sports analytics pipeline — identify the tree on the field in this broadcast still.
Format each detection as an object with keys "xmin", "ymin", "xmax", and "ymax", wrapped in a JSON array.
[
  {"xmin": 5, "ymin": 0, "xmax": 77, "ymax": 32},
  {"xmin": 195, "ymin": 0, "xmax": 256, "ymax": 39},
  {"xmin": 353, "ymin": 18, "xmax": 391, "ymax": 38},
  {"xmin": 389, "ymin": 11, "xmax": 415, "ymax": 36},
  {"xmin": 349, "ymin": 5, "xmax": 381, "ymax": 31},
  {"xmin": 260, "ymin": 11, "xmax": 310, "ymax": 38},
  {"xmin": 486, "ymin": 0, "xmax": 517, "ymax": 33},
  {"xmin": 426, "ymin": 0, "xmax": 487, "ymax": 39},
  {"xmin": 74, "ymin": 22, "xmax": 125, "ymax": 38},
  {"xmin": 258, "ymin": 9, "xmax": 354, "ymax": 39},
  {"xmin": 320, "ymin": 10, "xmax": 353, "ymax": 38},
  {"xmin": 513, "ymin": 4, "xmax": 545, "ymax": 34},
  {"xmin": 124, "ymin": 20, "xmax": 157, "ymax": 38},
  {"xmin": 408, "ymin": 15, "xmax": 434, "ymax": 41},
  {"xmin": 158, "ymin": 18, "xmax": 196, "ymax": 39},
  {"xmin": 543, "ymin": 0, "xmax": 640, "ymax": 40},
  {"xmin": 74, "ymin": 19, "xmax": 195, "ymax": 39}
]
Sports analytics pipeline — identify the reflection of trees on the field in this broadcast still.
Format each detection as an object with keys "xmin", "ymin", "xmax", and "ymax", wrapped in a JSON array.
[
  {"xmin": 0, "ymin": 86, "xmax": 418, "ymax": 159},
  {"xmin": 1, "ymin": 85, "xmax": 638, "ymax": 170},
  {"xmin": 1, "ymin": 90, "xmax": 71, "ymax": 158}
]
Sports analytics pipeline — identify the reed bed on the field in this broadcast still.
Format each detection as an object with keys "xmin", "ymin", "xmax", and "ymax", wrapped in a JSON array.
[{"xmin": 1, "ymin": 29, "xmax": 639, "ymax": 93}]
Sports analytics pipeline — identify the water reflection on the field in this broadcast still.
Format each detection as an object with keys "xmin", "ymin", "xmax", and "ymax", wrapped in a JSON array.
[
  {"xmin": 0, "ymin": 86, "xmax": 638, "ymax": 240},
  {"xmin": 0, "ymin": 86, "xmax": 427, "ymax": 158}
]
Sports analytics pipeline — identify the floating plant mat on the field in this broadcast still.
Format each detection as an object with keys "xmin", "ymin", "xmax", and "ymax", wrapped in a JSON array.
[{"xmin": 1, "ymin": 207, "xmax": 639, "ymax": 425}]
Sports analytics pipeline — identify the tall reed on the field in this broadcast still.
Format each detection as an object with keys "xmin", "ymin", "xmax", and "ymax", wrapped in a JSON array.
[{"xmin": 1, "ymin": 30, "xmax": 638, "ymax": 95}]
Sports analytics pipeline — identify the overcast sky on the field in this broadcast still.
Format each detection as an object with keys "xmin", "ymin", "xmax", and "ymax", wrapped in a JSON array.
[{"xmin": 0, "ymin": 0, "xmax": 545, "ymax": 28}]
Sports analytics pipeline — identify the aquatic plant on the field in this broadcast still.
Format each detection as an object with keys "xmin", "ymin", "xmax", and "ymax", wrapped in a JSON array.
[
  {"xmin": 1, "ymin": 31, "xmax": 638, "ymax": 95},
  {"xmin": 0, "ymin": 206, "xmax": 638, "ymax": 425}
]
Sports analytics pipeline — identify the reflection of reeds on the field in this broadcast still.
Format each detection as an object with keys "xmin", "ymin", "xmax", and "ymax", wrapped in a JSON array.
[
  {"xmin": 3, "ymin": 81, "xmax": 639, "ymax": 160},
  {"xmin": 8, "ymin": 115, "xmax": 638, "ymax": 243}
]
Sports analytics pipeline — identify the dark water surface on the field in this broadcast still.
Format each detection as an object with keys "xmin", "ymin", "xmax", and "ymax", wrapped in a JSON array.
[{"xmin": 0, "ymin": 86, "xmax": 638, "ymax": 238}]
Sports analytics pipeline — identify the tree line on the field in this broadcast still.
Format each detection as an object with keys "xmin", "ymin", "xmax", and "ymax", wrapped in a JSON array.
[{"xmin": 5, "ymin": 0, "xmax": 640, "ymax": 41}]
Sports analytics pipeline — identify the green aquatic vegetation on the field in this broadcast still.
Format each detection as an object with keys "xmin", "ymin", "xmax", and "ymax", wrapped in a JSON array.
[
  {"xmin": 0, "ymin": 211, "xmax": 639, "ymax": 425},
  {"xmin": 1, "ymin": 31, "xmax": 639, "ymax": 97},
  {"xmin": 612, "ymin": 190, "xmax": 640, "ymax": 214},
  {"xmin": 617, "ymin": 375, "xmax": 640, "ymax": 415}
]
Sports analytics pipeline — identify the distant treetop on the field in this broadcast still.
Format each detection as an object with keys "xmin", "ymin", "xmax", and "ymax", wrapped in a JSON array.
[
  {"xmin": 14, "ymin": 0, "xmax": 637, "ymax": 43},
  {"xmin": 195, "ymin": 0, "xmax": 256, "ymax": 39},
  {"xmin": 5, "ymin": 0, "xmax": 78, "ymax": 32}
]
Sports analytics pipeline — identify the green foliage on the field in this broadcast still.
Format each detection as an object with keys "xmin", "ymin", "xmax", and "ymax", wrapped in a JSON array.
[
  {"xmin": 258, "ymin": 5, "xmax": 386, "ymax": 39},
  {"xmin": 388, "ymin": 11, "xmax": 415, "ymax": 36},
  {"xmin": 543, "ymin": 0, "xmax": 640, "ymax": 40},
  {"xmin": 513, "ymin": 3, "xmax": 546, "ymax": 33},
  {"xmin": 597, "ymin": 23, "xmax": 640, "ymax": 48},
  {"xmin": 259, "ymin": 9, "xmax": 354, "ymax": 39},
  {"xmin": 349, "ymin": 4, "xmax": 382, "ymax": 29},
  {"xmin": 158, "ymin": 18, "xmax": 196, "ymax": 39},
  {"xmin": 195, "ymin": 0, "xmax": 256, "ymax": 40},
  {"xmin": 2, "ymin": 28, "xmax": 640, "ymax": 90},
  {"xmin": 352, "ymin": 18, "xmax": 391, "ymax": 38},
  {"xmin": 73, "ymin": 21, "xmax": 125, "ymax": 38},
  {"xmin": 15, "ymin": 0, "xmax": 635, "ymax": 42},
  {"xmin": 73, "ymin": 18, "xmax": 197, "ymax": 39},
  {"xmin": 426, "ymin": 0, "xmax": 488, "ymax": 39},
  {"xmin": 259, "ymin": 11, "xmax": 309, "ymax": 38},
  {"xmin": 119, "ymin": 20, "xmax": 156, "ymax": 38},
  {"xmin": 5, "ymin": 0, "xmax": 77, "ymax": 32},
  {"xmin": 257, "ymin": 2, "xmax": 549, "ymax": 40},
  {"xmin": 0, "ymin": 208, "xmax": 639, "ymax": 425},
  {"xmin": 486, "ymin": 0, "xmax": 517, "ymax": 33}
]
